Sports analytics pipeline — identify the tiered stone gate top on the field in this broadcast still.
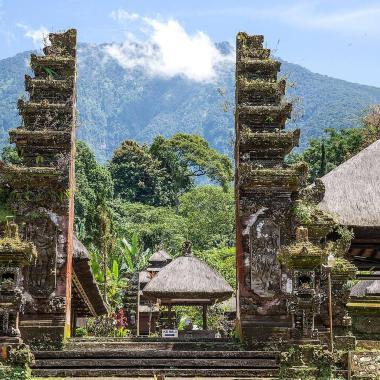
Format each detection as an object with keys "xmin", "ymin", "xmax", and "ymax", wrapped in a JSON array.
[
  {"xmin": 1, "ymin": 29, "xmax": 77, "ymax": 345},
  {"xmin": 235, "ymin": 33, "xmax": 307, "ymax": 344}
]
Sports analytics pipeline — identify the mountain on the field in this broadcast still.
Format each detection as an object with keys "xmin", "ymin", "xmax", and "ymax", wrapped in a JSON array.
[{"xmin": 1, "ymin": 42, "xmax": 380, "ymax": 162}]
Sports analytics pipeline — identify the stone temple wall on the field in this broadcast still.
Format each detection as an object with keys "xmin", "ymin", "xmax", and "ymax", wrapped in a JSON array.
[
  {"xmin": 1, "ymin": 29, "xmax": 77, "ymax": 346},
  {"xmin": 235, "ymin": 33, "xmax": 306, "ymax": 344}
]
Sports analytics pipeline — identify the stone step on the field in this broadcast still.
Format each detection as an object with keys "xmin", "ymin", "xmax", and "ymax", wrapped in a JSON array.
[
  {"xmin": 64, "ymin": 341, "xmax": 241, "ymax": 351},
  {"xmin": 33, "ymin": 357, "xmax": 278, "ymax": 369},
  {"xmin": 34, "ymin": 350, "xmax": 279, "ymax": 359},
  {"xmin": 64, "ymin": 338, "xmax": 242, "ymax": 351},
  {"xmin": 32, "ymin": 349, "xmax": 279, "ymax": 378},
  {"xmin": 68, "ymin": 336, "xmax": 234, "ymax": 342},
  {"xmin": 32, "ymin": 367, "xmax": 279, "ymax": 378}
]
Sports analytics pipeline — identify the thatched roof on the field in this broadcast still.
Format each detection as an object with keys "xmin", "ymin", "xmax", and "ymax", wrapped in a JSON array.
[
  {"xmin": 350, "ymin": 278, "xmax": 380, "ymax": 298},
  {"xmin": 139, "ymin": 270, "xmax": 152, "ymax": 284},
  {"xmin": 73, "ymin": 235, "xmax": 90, "ymax": 260},
  {"xmin": 142, "ymin": 254, "xmax": 233, "ymax": 304},
  {"xmin": 319, "ymin": 139, "xmax": 380, "ymax": 227},
  {"xmin": 149, "ymin": 249, "xmax": 172, "ymax": 263},
  {"xmin": 72, "ymin": 235, "xmax": 108, "ymax": 316}
]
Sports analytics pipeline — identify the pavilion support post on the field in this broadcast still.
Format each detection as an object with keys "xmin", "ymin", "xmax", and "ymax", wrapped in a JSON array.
[
  {"xmin": 168, "ymin": 305, "xmax": 173, "ymax": 329},
  {"xmin": 202, "ymin": 305, "xmax": 208, "ymax": 330}
]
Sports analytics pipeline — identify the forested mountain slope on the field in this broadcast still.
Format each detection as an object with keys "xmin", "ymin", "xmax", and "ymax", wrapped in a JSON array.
[{"xmin": 1, "ymin": 42, "xmax": 380, "ymax": 161}]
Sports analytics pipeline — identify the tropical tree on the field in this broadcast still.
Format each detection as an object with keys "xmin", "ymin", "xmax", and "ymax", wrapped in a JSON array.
[
  {"xmin": 288, "ymin": 104, "xmax": 380, "ymax": 183},
  {"xmin": 113, "ymin": 233, "xmax": 150, "ymax": 277},
  {"xmin": 110, "ymin": 134, "xmax": 233, "ymax": 207},
  {"xmin": 90, "ymin": 249, "xmax": 127, "ymax": 310},
  {"xmin": 111, "ymin": 199, "xmax": 188, "ymax": 254},
  {"xmin": 109, "ymin": 140, "xmax": 170, "ymax": 206},
  {"xmin": 179, "ymin": 185, "xmax": 235, "ymax": 251},
  {"xmin": 150, "ymin": 133, "xmax": 233, "ymax": 197},
  {"xmin": 75, "ymin": 141, "xmax": 114, "ymax": 245}
]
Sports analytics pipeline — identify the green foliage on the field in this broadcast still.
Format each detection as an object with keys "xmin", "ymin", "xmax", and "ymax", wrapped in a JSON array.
[
  {"xmin": 293, "ymin": 201, "xmax": 315, "ymax": 224},
  {"xmin": 175, "ymin": 302, "xmax": 233, "ymax": 336},
  {"xmin": 149, "ymin": 135, "xmax": 193, "ymax": 204},
  {"xmin": 90, "ymin": 247, "xmax": 127, "ymax": 309},
  {"xmin": 289, "ymin": 105, "xmax": 380, "ymax": 183},
  {"xmin": 75, "ymin": 140, "xmax": 114, "ymax": 245},
  {"xmin": 109, "ymin": 140, "xmax": 170, "ymax": 206},
  {"xmin": 0, "ymin": 189, "xmax": 13, "ymax": 223},
  {"xmin": 151, "ymin": 133, "xmax": 233, "ymax": 192},
  {"xmin": 195, "ymin": 246, "xmax": 236, "ymax": 288},
  {"xmin": 86, "ymin": 316, "xmax": 116, "ymax": 337},
  {"xmin": 1, "ymin": 145, "xmax": 22, "ymax": 165},
  {"xmin": 111, "ymin": 200, "xmax": 188, "ymax": 254},
  {"xmin": 74, "ymin": 327, "xmax": 88, "ymax": 337},
  {"xmin": 8, "ymin": 345, "xmax": 34, "ymax": 367},
  {"xmin": 336, "ymin": 226, "xmax": 355, "ymax": 243},
  {"xmin": 288, "ymin": 127, "xmax": 364, "ymax": 183},
  {"xmin": 116, "ymin": 234, "xmax": 150, "ymax": 275},
  {"xmin": 179, "ymin": 185, "xmax": 235, "ymax": 250},
  {"xmin": 43, "ymin": 67, "xmax": 58, "ymax": 78},
  {"xmin": 0, "ymin": 365, "xmax": 31, "ymax": 380},
  {"xmin": 110, "ymin": 135, "xmax": 232, "ymax": 207},
  {"xmin": 90, "ymin": 233, "xmax": 150, "ymax": 308}
]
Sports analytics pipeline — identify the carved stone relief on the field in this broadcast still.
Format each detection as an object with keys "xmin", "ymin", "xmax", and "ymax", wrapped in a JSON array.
[
  {"xmin": 24, "ymin": 218, "xmax": 58, "ymax": 298},
  {"xmin": 249, "ymin": 216, "xmax": 281, "ymax": 298}
]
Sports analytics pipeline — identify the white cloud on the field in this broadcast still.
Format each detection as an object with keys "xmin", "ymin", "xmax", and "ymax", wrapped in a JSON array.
[
  {"xmin": 17, "ymin": 23, "xmax": 49, "ymax": 47},
  {"xmin": 105, "ymin": 12, "xmax": 233, "ymax": 82},
  {"xmin": 110, "ymin": 9, "xmax": 139, "ymax": 21}
]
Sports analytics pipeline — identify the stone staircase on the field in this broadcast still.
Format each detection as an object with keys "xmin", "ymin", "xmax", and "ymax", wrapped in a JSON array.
[{"xmin": 31, "ymin": 337, "xmax": 280, "ymax": 378}]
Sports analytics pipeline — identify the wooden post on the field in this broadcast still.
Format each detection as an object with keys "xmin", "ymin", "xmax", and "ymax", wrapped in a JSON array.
[
  {"xmin": 168, "ymin": 305, "xmax": 172, "ymax": 329},
  {"xmin": 202, "ymin": 305, "xmax": 208, "ymax": 330},
  {"xmin": 327, "ymin": 268, "xmax": 334, "ymax": 352},
  {"xmin": 136, "ymin": 277, "xmax": 140, "ymax": 336}
]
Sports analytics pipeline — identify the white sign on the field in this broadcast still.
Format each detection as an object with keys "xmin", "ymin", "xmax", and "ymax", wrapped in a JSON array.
[{"xmin": 162, "ymin": 329, "xmax": 178, "ymax": 338}]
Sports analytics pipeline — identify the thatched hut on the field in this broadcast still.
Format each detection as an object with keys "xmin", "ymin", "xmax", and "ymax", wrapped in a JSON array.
[
  {"xmin": 137, "ymin": 249, "xmax": 172, "ymax": 335},
  {"xmin": 142, "ymin": 244, "xmax": 233, "ymax": 330},
  {"xmin": 318, "ymin": 140, "xmax": 380, "ymax": 337},
  {"xmin": 319, "ymin": 139, "xmax": 380, "ymax": 269}
]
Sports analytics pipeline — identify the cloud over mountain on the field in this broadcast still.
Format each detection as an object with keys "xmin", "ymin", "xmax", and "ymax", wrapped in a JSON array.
[{"xmin": 105, "ymin": 12, "xmax": 233, "ymax": 82}]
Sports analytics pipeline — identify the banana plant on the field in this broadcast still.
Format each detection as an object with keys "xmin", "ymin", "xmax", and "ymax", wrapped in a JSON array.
[{"xmin": 118, "ymin": 234, "xmax": 150, "ymax": 276}]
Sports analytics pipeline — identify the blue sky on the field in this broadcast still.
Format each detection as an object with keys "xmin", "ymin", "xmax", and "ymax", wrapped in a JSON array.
[{"xmin": 1, "ymin": 0, "xmax": 380, "ymax": 86}]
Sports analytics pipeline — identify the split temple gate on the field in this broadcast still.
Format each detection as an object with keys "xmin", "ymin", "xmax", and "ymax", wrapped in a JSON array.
[
  {"xmin": 234, "ymin": 33, "xmax": 356, "ymax": 346},
  {"xmin": 0, "ymin": 29, "xmax": 105, "ymax": 348},
  {"xmin": 235, "ymin": 33, "xmax": 305, "ymax": 341}
]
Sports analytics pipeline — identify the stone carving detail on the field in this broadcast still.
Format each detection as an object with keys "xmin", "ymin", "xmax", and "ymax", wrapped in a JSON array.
[
  {"xmin": 250, "ymin": 217, "xmax": 281, "ymax": 297},
  {"xmin": 0, "ymin": 222, "xmax": 37, "ymax": 340},
  {"xmin": 24, "ymin": 219, "xmax": 58, "ymax": 298},
  {"xmin": 47, "ymin": 296, "xmax": 66, "ymax": 313}
]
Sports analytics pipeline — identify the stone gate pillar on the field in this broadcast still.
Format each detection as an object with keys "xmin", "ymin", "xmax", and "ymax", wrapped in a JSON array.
[
  {"xmin": 1, "ymin": 29, "xmax": 77, "ymax": 347},
  {"xmin": 235, "ymin": 33, "xmax": 307, "ymax": 345}
]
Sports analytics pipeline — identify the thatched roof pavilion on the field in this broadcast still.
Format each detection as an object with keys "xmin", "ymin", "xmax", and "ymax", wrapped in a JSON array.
[
  {"xmin": 319, "ymin": 139, "xmax": 380, "ymax": 227},
  {"xmin": 319, "ymin": 139, "xmax": 380, "ymax": 269},
  {"xmin": 143, "ymin": 254, "xmax": 233, "ymax": 305},
  {"xmin": 142, "ymin": 244, "xmax": 233, "ymax": 330},
  {"xmin": 149, "ymin": 249, "xmax": 172, "ymax": 263},
  {"xmin": 146, "ymin": 249, "xmax": 172, "ymax": 272}
]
